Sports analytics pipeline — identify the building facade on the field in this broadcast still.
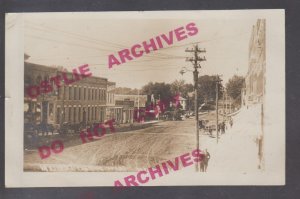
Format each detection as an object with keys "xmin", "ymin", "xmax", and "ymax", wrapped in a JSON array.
[
  {"xmin": 24, "ymin": 62, "xmax": 108, "ymax": 129},
  {"xmin": 244, "ymin": 19, "xmax": 266, "ymax": 106},
  {"xmin": 106, "ymin": 82, "xmax": 123, "ymax": 123},
  {"xmin": 114, "ymin": 94, "xmax": 147, "ymax": 124},
  {"xmin": 243, "ymin": 19, "xmax": 266, "ymax": 170}
]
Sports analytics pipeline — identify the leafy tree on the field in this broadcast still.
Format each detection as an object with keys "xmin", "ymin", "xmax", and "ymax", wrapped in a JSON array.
[
  {"xmin": 226, "ymin": 75, "xmax": 245, "ymax": 105},
  {"xmin": 170, "ymin": 79, "xmax": 193, "ymax": 98},
  {"xmin": 198, "ymin": 75, "xmax": 223, "ymax": 104},
  {"xmin": 141, "ymin": 82, "xmax": 172, "ymax": 101}
]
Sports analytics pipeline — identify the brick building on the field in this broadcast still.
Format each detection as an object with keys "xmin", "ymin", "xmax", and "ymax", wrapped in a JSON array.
[{"xmin": 24, "ymin": 62, "xmax": 108, "ymax": 129}]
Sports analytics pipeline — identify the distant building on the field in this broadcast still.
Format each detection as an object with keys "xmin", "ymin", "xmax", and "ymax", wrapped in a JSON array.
[
  {"xmin": 106, "ymin": 82, "xmax": 123, "ymax": 123},
  {"xmin": 244, "ymin": 19, "xmax": 266, "ymax": 106},
  {"xmin": 114, "ymin": 94, "xmax": 137, "ymax": 123},
  {"xmin": 114, "ymin": 94, "xmax": 147, "ymax": 108}
]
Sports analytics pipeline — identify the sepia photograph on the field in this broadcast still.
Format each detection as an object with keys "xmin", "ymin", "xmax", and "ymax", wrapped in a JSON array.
[{"xmin": 5, "ymin": 10, "xmax": 285, "ymax": 187}]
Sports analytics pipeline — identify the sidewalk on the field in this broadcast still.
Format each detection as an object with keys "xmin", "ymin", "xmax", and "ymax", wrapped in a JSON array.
[{"xmin": 201, "ymin": 105, "xmax": 262, "ymax": 174}]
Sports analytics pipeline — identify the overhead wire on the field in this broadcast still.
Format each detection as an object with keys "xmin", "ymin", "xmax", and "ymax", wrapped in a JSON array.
[
  {"xmin": 24, "ymin": 21, "xmax": 249, "ymax": 75},
  {"xmin": 25, "ymin": 22, "xmax": 185, "ymax": 59}
]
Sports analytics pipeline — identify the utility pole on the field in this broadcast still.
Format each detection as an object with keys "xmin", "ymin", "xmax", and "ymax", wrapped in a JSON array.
[
  {"xmin": 215, "ymin": 75, "xmax": 222, "ymax": 143},
  {"xmin": 185, "ymin": 44, "xmax": 206, "ymax": 172},
  {"xmin": 137, "ymin": 89, "xmax": 140, "ymax": 120},
  {"xmin": 229, "ymin": 96, "xmax": 232, "ymax": 114},
  {"xmin": 225, "ymin": 91, "xmax": 227, "ymax": 117},
  {"xmin": 222, "ymin": 87, "xmax": 225, "ymax": 121}
]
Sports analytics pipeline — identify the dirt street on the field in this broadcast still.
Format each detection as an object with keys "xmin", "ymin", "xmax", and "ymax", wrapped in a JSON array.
[{"xmin": 24, "ymin": 119, "xmax": 196, "ymax": 172}]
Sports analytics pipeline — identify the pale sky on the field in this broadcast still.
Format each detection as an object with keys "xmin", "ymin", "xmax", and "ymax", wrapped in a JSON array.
[{"xmin": 23, "ymin": 12, "xmax": 258, "ymax": 89}]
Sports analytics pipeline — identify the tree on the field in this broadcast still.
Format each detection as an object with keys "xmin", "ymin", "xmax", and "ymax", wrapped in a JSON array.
[
  {"xmin": 198, "ymin": 75, "xmax": 223, "ymax": 104},
  {"xmin": 226, "ymin": 75, "xmax": 245, "ymax": 106},
  {"xmin": 141, "ymin": 82, "xmax": 172, "ymax": 101},
  {"xmin": 170, "ymin": 79, "xmax": 193, "ymax": 98}
]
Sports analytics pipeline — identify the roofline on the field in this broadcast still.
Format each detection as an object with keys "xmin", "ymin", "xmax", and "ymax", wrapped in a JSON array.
[{"xmin": 25, "ymin": 62, "xmax": 108, "ymax": 81}]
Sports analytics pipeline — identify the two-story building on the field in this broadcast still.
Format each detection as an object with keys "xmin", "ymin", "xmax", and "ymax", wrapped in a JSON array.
[{"xmin": 24, "ymin": 61, "xmax": 108, "ymax": 128}]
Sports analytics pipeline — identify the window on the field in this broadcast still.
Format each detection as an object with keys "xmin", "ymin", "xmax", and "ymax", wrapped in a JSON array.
[
  {"xmin": 69, "ymin": 86, "xmax": 72, "ymax": 100},
  {"xmin": 58, "ymin": 87, "xmax": 61, "ymax": 100},
  {"xmin": 36, "ymin": 75, "xmax": 42, "ymax": 85},
  {"xmin": 83, "ymin": 88, "xmax": 86, "ymax": 100},
  {"xmin": 92, "ymin": 89, "xmax": 94, "ymax": 101},
  {"xmin": 64, "ymin": 86, "xmax": 68, "ymax": 100},
  {"xmin": 78, "ymin": 87, "xmax": 81, "ymax": 100},
  {"xmin": 68, "ymin": 108, "xmax": 72, "ymax": 122},
  {"xmin": 74, "ymin": 107, "xmax": 77, "ymax": 123},
  {"xmin": 92, "ymin": 107, "xmax": 94, "ymax": 120},
  {"xmin": 78, "ymin": 107, "xmax": 81, "ymax": 122},
  {"xmin": 64, "ymin": 107, "xmax": 68, "ymax": 122},
  {"xmin": 93, "ymin": 89, "xmax": 96, "ymax": 100},
  {"xmin": 56, "ymin": 108, "xmax": 61, "ymax": 124},
  {"xmin": 74, "ymin": 87, "xmax": 77, "ymax": 100},
  {"xmin": 86, "ymin": 88, "xmax": 89, "ymax": 100}
]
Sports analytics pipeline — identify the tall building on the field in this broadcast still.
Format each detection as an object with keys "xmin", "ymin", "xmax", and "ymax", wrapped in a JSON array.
[
  {"xmin": 243, "ymin": 19, "xmax": 266, "ymax": 170},
  {"xmin": 24, "ymin": 62, "xmax": 108, "ymax": 129},
  {"xmin": 244, "ymin": 19, "xmax": 266, "ymax": 106}
]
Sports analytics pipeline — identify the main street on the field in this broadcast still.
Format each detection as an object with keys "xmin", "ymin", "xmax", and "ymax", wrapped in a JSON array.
[
  {"xmin": 25, "ymin": 109, "xmax": 260, "ymax": 174},
  {"xmin": 24, "ymin": 119, "xmax": 198, "ymax": 172}
]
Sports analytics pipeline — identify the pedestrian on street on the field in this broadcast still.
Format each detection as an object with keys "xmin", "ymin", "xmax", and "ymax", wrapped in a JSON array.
[
  {"xmin": 221, "ymin": 121, "xmax": 225, "ymax": 134},
  {"xmin": 208, "ymin": 127, "xmax": 213, "ymax": 136},
  {"xmin": 200, "ymin": 160, "xmax": 205, "ymax": 172},
  {"xmin": 230, "ymin": 117, "xmax": 233, "ymax": 128},
  {"xmin": 200, "ymin": 150, "xmax": 205, "ymax": 172},
  {"xmin": 203, "ymin": 149, "xmax": 211, "ymax": 172}
]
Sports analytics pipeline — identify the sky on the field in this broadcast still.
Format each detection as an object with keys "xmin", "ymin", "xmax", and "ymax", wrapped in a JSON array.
[{"xmin": 23, "ymin": 12, "xmax": 258, "ymax": 89}]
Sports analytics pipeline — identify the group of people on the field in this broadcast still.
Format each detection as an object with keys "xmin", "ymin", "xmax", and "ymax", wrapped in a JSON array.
[
  {"xmin": 218, "ymin": 116, "xmax": 234, "ymax": 134},
  {"xmin": 218, "ymin": 121, "xmax": 226, "ymax": 134}
]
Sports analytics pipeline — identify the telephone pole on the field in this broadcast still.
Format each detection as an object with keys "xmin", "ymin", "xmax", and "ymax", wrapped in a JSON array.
[
  {"xmin": 215, "ymin": 75, "xmax": 222, "ymax": 143},
  {"xmin": 185, "ymin": 44, "xmax": 206, "ymax": 172},
  {"xmin": 222, "ymin": 87, "xmax": 225, "ymax": 122}
]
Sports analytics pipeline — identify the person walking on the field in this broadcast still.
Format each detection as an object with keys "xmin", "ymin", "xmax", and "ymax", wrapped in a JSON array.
[
  {"xmin": 229, "ymin": 117, "xmax": 233, "ymax": 128},
  {"xmin": 221, "ymin": 121, "xmax": 225, "ymax": 134},
  {"xmin": 200, "ymin": 150, "xmax": 205, "ymax": 172},
  {"xmin": 203, "ymin": 149, "xmax": 211, "ymax": 172}
]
